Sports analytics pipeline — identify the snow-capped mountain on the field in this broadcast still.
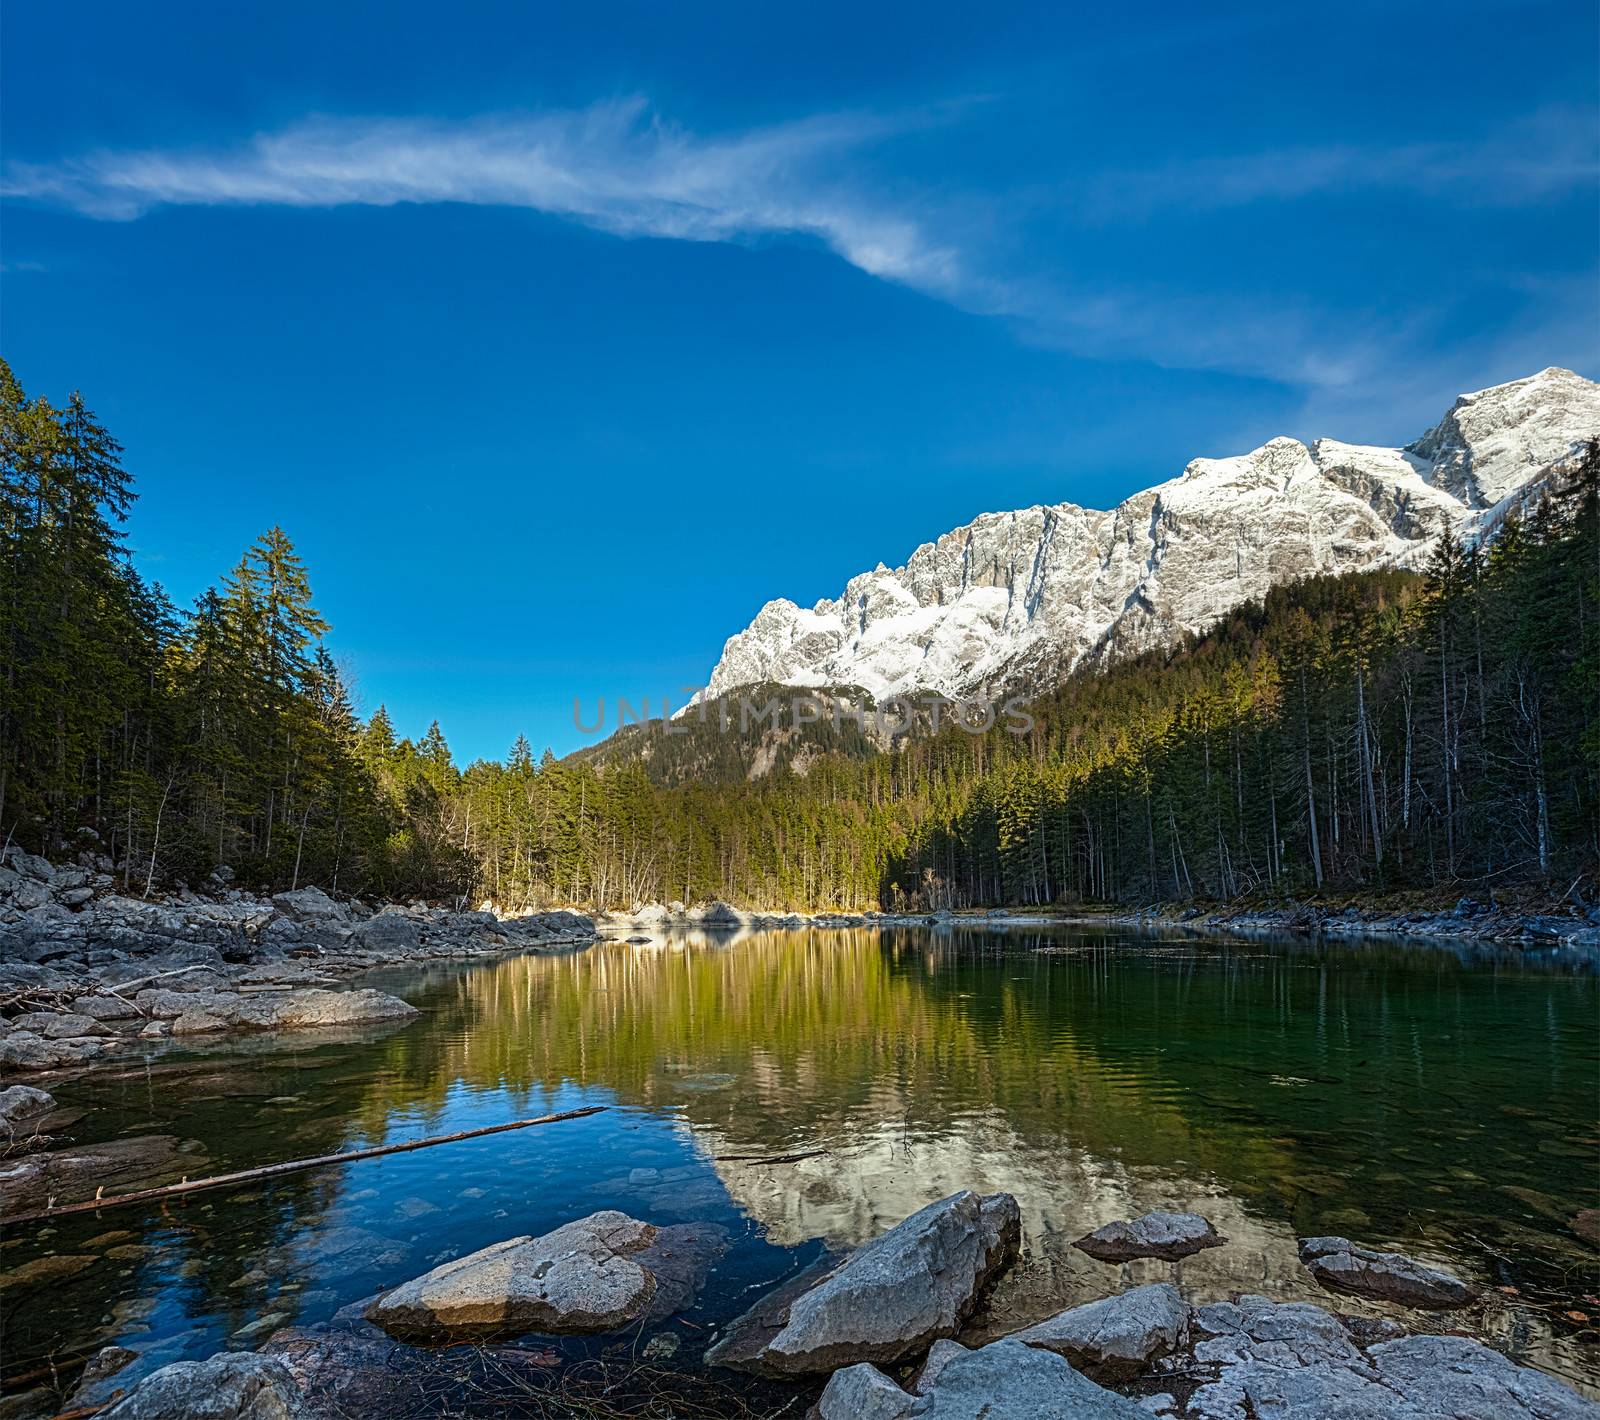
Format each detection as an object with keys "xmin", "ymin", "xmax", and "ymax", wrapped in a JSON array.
[{"xmin": 697, "ymin": 368, "xmax": 1600, "ymax": 705}]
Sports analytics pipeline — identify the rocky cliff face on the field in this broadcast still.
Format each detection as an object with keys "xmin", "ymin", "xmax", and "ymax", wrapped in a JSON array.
[{"xmin": 697, "ymin": 368, "xmax": 1600, "ymax": 704}]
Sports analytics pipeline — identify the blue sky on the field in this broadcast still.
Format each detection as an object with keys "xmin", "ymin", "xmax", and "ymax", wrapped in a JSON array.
[{"xmin": 3, "ymin": 0, "xmax": 1596, "ymax": 761}]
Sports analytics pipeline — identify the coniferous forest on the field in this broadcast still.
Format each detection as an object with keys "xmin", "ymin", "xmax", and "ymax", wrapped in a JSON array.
[{"xmin": 4, "ymin": 357, "xmax": 1596, "ymax": 912}]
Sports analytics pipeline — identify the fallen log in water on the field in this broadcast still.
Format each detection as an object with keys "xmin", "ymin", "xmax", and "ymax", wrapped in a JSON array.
[
  {"xmin": 712, "ymin": 1149, "xmax": 826, "ymax": 1165},
  {"xmin": 4, "ymin": 1106, "xmax": 606, "ymax": 1225}
]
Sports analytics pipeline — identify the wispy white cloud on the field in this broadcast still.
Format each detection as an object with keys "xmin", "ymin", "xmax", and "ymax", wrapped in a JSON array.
[
  {"xmin": 1, "ymin": 99, "xmax": 964, "ymax": 293},
  {"xmin": 1079, "ymin": 108, "xmax": 1598, "ymax": 220},
  {"xmin": 4, "ymin": 98, "xmax": 1594, "ymax": 411}
]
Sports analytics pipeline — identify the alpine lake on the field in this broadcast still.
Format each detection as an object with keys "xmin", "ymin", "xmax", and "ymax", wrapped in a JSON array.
[{"xmin": 2, "ymin": 923, "xmax": 1597, "ymax": 1412}]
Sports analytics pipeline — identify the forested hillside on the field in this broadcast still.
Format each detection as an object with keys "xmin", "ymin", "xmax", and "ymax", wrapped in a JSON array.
[{"xmin": 4, "ymin": 357, "xmax": 1596, "ymax": 911}]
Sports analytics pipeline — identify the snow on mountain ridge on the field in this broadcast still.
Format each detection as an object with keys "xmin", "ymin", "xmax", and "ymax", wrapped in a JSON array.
[{"xmin": 697, "ymin": 368, "xmax": 1600, "ymax": 706}]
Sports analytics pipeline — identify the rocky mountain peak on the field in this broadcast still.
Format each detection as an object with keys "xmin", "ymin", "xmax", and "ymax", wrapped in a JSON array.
[{"xmin": 696, "ymin": 370, "xmax": 1600, "ymax": 707}]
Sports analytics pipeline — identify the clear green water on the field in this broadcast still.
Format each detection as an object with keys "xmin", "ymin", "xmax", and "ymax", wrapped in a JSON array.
[{"xmin": 2, "ymin": 925, "xmax": 1597, "ymax": 1406}]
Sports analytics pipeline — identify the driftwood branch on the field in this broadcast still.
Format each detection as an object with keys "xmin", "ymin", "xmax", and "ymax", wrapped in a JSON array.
[
  {"xmin": 4, "ymin": 1106, "xmax": 606, "ymax": 1225},
  {"xmin": 712, "ymin": 1149, "xmax": 826, "ymax": 1165},
  {"xmin": 104, "ymin": 964, "xmax": 212, "ymax": 1001}
]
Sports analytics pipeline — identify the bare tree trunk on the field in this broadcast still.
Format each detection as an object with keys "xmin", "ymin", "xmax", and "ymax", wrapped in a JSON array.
[
  {"xmin": 1356, "ymin": 673, "xmax": 1382, "ymax": 870},
  {"xmin": 143, "ymin": 772, "xmax": 175, "ymax": 900},
  {"xmin": 1300, "ymin": 672, "xmax": 1323, "ymax": 890}
]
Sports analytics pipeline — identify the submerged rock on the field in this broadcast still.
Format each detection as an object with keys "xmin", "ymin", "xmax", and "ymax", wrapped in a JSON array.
[
  {"xmin": 98, "ymin": 1352, "xmax": 307, "ymax": 1419},
  {"xmin": 0, "ymin": 1252, "xmax": 97, "ymax": 1287},
  {"xmin": 0, "ymin": 1084, "xmax": 54, "ymax": 1130},
  {"xmin": 706, "ymin": 1189, "xmax": 1020, "ymax": 1376},
  {"xmin": 1573, "ymin": 1209, "xmax": 1600, "ymax": 1247},
  {"xmin": 0, "ymin": 1133, "xmax": 205, "ymax": 1216},
  {"xmin": 1297, "ymin": 1235, "xmax": 1477, "ymax": 1309},
  {"xmin": 1074, "ymin": 1210, "xmax": 1225, "ymax": 1263},
  {"xmin": 65, "ymin": 1345, "xmax": 140, "ymax": 1410},
  {"xmin": 1008, "ymin": 1281, "xmax": 1189, "ymax": 1377},
  {"xmin": 817, "ymin": 1338, "xmax": 1148, "ymax": 1419},
  {"xmin": 365, "ymin": 1210, "xmax": 712, "ymax": 1342}
]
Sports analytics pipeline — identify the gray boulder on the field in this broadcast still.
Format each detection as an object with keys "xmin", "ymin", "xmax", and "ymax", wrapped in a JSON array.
[
  {"xmin": 1187, "ymin": 1294, "xmax": 1596, "ymax": 1420},
  {"xmin": 135, "ymin": 986, "xmax": 230, "ymax": 1018},
  {"xmin": 122, "ymin": 985, "xmax": 416, "ymax": 1035},
  {"xmin": 350, "ymin": 912, "xmax": 423, "ymax": 951},
  {"xmin": 0, "ymin": 1031, "xmax": 106, "ymax": 1071},
  {"xmin": 629, "ymin": 902, "xmax": 672, "ymax": 925},
  {"xmin": 706, "ymin": 1189, "xmax": 1020, "ymax": 1376},
  {"xmin": 818, "ymin": 1339, "xmax": 1148, "ymax": 1419},
  {"xmin": 818, "ymin": 1363, "xmax": 924, "ymax": 1419},
  {"xmin": 1363, "ymin": 1333, "xmax": 1600, "ymax": 1418},
  {"xmin": 1075, "ymin": 1210, "xmax": 1225, "ymax": 1262},
  {"xmin": 12, "ymin": 879, "xmax": 51, "ymax": 911},
  {"xmin": 172, "ymin": 1009, "xmax": 232, "ymax": 1035},
  {"xmin": 1297, "ymin": 1236, "xmax": 1476, "ymax": 1309},
  {"xmin": 10, "ymin": 852, "xmax": 54, "ymax": 882},
  {"xmin": 543, "ymin": 909, "xmax": 597, "ymax": 934},
  {"xmin": 270, "ymin": 887, "xmax": 347, "ymax": 923},
  {"xmin": 1009, "ymin": 1282, "xmax": 1189, "ymax": 1377},
  {"xmin": 367, "ymin": 1211, "xmax": 670, "ymax": 1342},
  {"xmin": 39, "ymin": 1012, "xmax": 103, "ymax": 1040},
  {"xmin": 98, "ymin": 1352, "xmax": 307, "ymax": 1419}
]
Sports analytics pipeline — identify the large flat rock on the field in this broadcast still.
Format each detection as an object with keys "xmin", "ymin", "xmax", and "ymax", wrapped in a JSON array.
[
  {"xmin": 1187, "ymin": 1294, "xmax": 1598, "ymax": 1420},
  {"xmin": 366, "ymin": 1211, "xmax": 720, "ymax": 1343},
  {"xmin": 1297, "ymin": 1235, "xmax": 1477, "ymax": 1309},
  {"xmin": 235, "ymin": 988, "xmax": 420, "ymax": 1030},
  {"xmin": 706, "ymin": 1189, "xmax": 1020, "ymax": 1376},
  {"xmin": 135, "ymin": 986, "xmax": 419, "ymax": 1035}
]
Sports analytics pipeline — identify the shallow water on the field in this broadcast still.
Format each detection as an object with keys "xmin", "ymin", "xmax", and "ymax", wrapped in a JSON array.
[{"xmin": 3, "ymin": 924, "xmax": 1597, "ymax": 1406}]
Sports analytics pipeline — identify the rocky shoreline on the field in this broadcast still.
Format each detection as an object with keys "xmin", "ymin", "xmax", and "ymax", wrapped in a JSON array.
[
  {"xmin": 1077, "ymin": 896, "xmax": 1600, "ymax": 949},
  {"xmin": 33, "ymin": 1193, "xmax": 1599, "ymax": 1419},
  {"xmin": 601, "ymin": 894, "xmax": 1600, "ymax": 949},
  {"xmin": 0, "ymin": 847, "xmax": 600, "ymax": 1075},
  {"xmin": 5, "ymin": 868, "xmax": 1593, "ymax": 1077}
]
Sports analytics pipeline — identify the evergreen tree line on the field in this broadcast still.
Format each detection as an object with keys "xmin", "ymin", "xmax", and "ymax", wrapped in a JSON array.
[
  {"xmin": 434, "ymin": 448, "xmax": 1600, "ymax": 912},
  {"xmin": 4, "ymin": 358, "xmax": 1594, "ymax": 910}
]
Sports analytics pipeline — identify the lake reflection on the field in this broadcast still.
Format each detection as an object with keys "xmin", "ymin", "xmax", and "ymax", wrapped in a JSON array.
[{"xmin": 4, "ymin": 925, "xmax": 1597, "ymax": 1403}]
